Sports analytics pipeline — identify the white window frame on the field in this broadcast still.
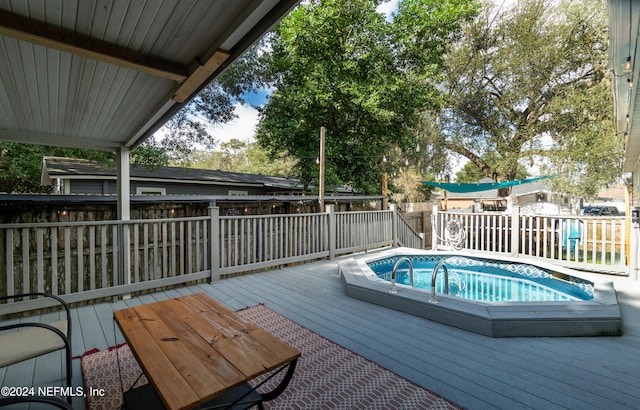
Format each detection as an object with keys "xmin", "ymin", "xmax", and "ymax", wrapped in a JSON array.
[{"xmin": 136, "ymin": 187, "xmax": 166, "ymax": 195}]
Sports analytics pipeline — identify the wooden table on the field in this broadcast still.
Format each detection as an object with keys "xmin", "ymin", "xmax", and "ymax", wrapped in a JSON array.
[{"xmin": 114, "ymin": 293, "xmax": 301, "ymax": 410}]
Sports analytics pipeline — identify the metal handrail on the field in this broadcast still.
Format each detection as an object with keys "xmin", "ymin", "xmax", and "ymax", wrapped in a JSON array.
[
  {"xmin": 429, "ymin": 260, "xmax": 449, "ymax": 303},
  {"xmin": 389, "ymin": 257, "xmax": 414, "ymax": 294}
]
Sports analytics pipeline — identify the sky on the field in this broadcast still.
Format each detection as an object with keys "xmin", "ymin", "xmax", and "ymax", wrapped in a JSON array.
[{"xmin": 206, "ymin": 94, "xmax": 264, "ymax": 145}]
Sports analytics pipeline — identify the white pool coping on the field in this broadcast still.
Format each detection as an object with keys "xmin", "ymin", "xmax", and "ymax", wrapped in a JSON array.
[{"xmin": 338, "ymin": 247, "xmax": 622, "ymax": 337}]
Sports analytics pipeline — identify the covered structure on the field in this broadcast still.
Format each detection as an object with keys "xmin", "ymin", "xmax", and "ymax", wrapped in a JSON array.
[
  {"xmin": 0, "ymin": 0, "xmax": 300, "ymax": 212},
  {"xmin": 0, "ymin": 0, "xmax": 301, "ymax": 287},
  {"xmin": 609, "ymin": 0, "xmax": 640, "ymax": 204}
]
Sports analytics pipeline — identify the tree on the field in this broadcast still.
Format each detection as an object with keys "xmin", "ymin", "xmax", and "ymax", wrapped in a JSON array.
[
  {"xmin": 435, "ymin": 0, "xmax": 621, "ymax": 197},
  {"xmin": 256, "ymin": 0, "xmax": 479, "ymax": 195},
  {"xmin": 388, "ymin": 168, "xmax": 434, "ymax": 203},
  {"xmin": 138, "ymin": 45, "xmax": 267, "ymax": 168},
  {"xmin": 455, "ymin": 152, "xmax": 529, "ymax": 183},
  {"xmin": 191, "ymin": 140, "xmax": 297, "ymax": 176},
  {"xmin": 0, "ymin": 143, "xmax": 113, "ymax": 193}
]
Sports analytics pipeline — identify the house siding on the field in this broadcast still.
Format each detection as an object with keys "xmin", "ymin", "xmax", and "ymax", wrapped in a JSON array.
[{"xmin": 68, "ymin": 179, "xmax": 281, "ymax": 196}]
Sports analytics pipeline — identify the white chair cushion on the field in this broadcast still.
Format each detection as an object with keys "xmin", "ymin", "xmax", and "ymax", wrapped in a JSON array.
[{"xmin": 0, "ymin": 320, "xmax": 68, "ymax": 367}]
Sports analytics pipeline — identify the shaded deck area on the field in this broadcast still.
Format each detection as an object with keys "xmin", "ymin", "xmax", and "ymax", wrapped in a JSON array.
[{"xmin": 2, "ymin": 251, "xmax": 640, "ymax": 409}]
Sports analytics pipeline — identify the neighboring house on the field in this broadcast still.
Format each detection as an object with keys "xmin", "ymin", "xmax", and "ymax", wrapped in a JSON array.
[
  {"xmin": 512, "ymin": 181, "xmax": 575, "ymax": 215},
  {"xmin": 41, "ymin": 157, "xmax": 355, "ymax": 197},
  {"xmin": 442, "ymin": 178, "xmax": 575, "ymax": 215}
]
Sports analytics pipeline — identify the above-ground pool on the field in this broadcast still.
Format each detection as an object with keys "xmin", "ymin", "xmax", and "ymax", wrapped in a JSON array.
[
  {"xmin": 338, "ymin": 248, "xmax": 621, "ymax": 337},
  {"xmin": 368, "ymin": 254, "xmax": 594, "ymax": 303}
]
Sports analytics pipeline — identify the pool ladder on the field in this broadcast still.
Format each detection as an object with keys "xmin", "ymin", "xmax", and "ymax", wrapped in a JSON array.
[
  {"xmin": 429, "ymin": 261, "xmax": 449, "ymax": 303},
  {"xmin": 389, "ymin": 257, "xmax": 413, "ymax": 294}
]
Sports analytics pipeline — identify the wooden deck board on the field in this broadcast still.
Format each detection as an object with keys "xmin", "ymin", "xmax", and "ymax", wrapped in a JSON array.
[
  {"xmin": 2, "ymin": 255, "xmax": 640, "ymax": 409},
  {"xmin": 233, "ymin": 268, "xmax": 614, "ymax": 409}
]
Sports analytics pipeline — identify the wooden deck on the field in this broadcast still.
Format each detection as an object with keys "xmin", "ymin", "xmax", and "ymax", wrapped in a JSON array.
[{"xmin": 2, "ymin": 251, "xmax": 640, "ymax": 409}]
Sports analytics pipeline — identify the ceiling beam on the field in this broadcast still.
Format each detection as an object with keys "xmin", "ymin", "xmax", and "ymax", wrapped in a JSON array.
[
  {"xmin": 173, "ymin": 50, "xmax": 231, "ymax": 103},
  {"xmin": 0, "ymin": 129, "xmax": 122, "ymax": 151},
  {"xmin": 0, "ymin": 9, "xmax": 189, "ymax": 82}
]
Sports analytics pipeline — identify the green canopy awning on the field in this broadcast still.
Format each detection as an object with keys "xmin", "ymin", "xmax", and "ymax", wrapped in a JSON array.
[{"xmin": 421, "ymin": 176, "xmax": 553, "ymax": 193}]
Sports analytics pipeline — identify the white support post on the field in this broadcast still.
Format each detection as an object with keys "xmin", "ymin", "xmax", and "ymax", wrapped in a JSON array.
[
  {"xmin": 390, "ymin": 204, "xmax": 398, "ymax": 247},
  {"xmin": 432, "ymin": 205, "xmax": 440, "ymax": 250},
  {"xmin": 629, "ymin": 213, "xmax": 640, "ymax": 280},
  {"xmin": 117, "ymin": 148, "xmax": 131, "ymax": 293},
  {"xmin": 326, "ymin": 204, "xmax": 336, "ymax": 259},
  {"xmin": 510, "ymin": 205, "xmax": 520, "ymax": 257},
  {"xmin": 318, "ymin": 126, "xmax": 326, "ymax": 212},
  {"xmin": 209, "ymin": 204, "xmax": 220, "ymax": 281}
]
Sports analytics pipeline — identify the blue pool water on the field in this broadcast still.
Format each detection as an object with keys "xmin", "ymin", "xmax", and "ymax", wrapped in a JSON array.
[{"xmin": 367, "ymin": 255, "xmax": 594, "ymax": 302}]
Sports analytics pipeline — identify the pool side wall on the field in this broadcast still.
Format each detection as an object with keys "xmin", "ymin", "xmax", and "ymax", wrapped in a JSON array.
[{"xmin": 339, "ymin": 248, "xmax": 622, "ymax": 337}]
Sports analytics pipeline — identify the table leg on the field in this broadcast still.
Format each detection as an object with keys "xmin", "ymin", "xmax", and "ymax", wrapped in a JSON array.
[
  {"xmin": 258, "ymin": 358, "xmax": 298, "ymax": 403},
  {"xmin": 201, "ymin": 358, "xmax": 298, "ymax": 410},
  {"xmin": 124, "ymin": 359, "xmax": 299, "ymax": 410}
]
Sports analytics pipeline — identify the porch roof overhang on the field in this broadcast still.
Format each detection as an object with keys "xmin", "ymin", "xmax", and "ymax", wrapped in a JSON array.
[
  {"xmin": 0, "ymin": 0, "xmax": 299, "ymax": 151},
  {"xmin": 608, "ymin": 0, "xmax": 640, "ymax": 172}
]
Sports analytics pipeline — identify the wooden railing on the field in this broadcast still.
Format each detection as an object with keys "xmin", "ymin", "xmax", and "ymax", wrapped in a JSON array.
[
  {"xmin": 218, "ymin": 212, "xmax": 330, "ymax": 275},
  {"xmin": 335, "ymin": 210, "xmax": 394, "ymax": 254},
  {"xmin": 432, "ymin": 207, "xmax": 633, "ymax": 275},
  {"xmin": 395, "ymin": 211, "xmax": 425, "ymax": 249},
  {"xmin": 0, "ymin": 217, "xmax": 212, "ymax": 312},
  {"xmin": 1, "ymin": 205, "xmax": 422, "ymax": 314}
]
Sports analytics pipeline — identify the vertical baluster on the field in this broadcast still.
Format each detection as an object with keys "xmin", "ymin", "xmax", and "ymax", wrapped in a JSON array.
[
  {"xmin": 609, "ymin": 218, "xmax": 616, "ymax": 265},
  {"xmin": 5, "ymin": 229, "xmax": 14, "ymax": 294},
  {"xmin": 89, "ymin": 226, "xmax": 95, "ymax": 290},
  {"xmin": 35, "ymin": 228, "xmax": 43, "ymax": 293},
  {"xmin": 202, "ymin": 218, "xmax": 208, "ymax": 271},
  {"xmin": 143, "ymin": 223, "xmax": 150, "ymax": 280},
  {"xmin": 111, "ymin": 225, "xmax": 118, "ymax": 286},
  {"xmin": 253, "ymin": 217, "xmax": 258, "ymax": 264},
  {"xmin": 600, "ymin": 218, "xmax": 606, "ymax": 264},
  {"xmin": 51, "ymin": 228, "xmax": 58, "ymax": 294},
  {"xmin": 163, "ymin": 221, "xmax": 169, "ymax": 277},
  {"xmin": 100, "ymin": 226, "xmax": 107, "ymax": 287},
  {"xmin": 170, "ymin": 222, "xmax": 176, "ymax": 276},
  {"xmin": 196, "ymin": 220, "xmax": 202, "ymax": 273},
  {"xmin": 480, "ymin": 214, "xmax": 485, "ymax": 251},
  {"xmin": 152, "ymin": 223, "xmax": 159, "ymax": 278},
  {"xmin": 77, "ymin": 226, "xmax": 84, "ymax": 292},
  {"xmin": 619, "ymin": 218, "xmax": 626, "ymax": 266},
  {"xmin": 22, "ymin": 228, "xmax": 29, "ymax": 294},
  {"xmin": 64, "ymin": 226, "xmax": 71, "ymax": 294},
  {"xmin": 187, "ymin": 220, "xmax": 193, "ymax": 274},
  {"xmin": 238, "ymin": 218, "xmax": 242, "ymax": 265}
]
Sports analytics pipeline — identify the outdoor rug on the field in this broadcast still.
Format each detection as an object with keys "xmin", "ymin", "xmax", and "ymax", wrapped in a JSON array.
[{"xmin": 81, "ymin": 304, "xmax": 460, "ymax": 409}]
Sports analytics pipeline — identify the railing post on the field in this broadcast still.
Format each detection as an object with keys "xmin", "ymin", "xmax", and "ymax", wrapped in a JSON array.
[
  {"xmin": 390, "ymin": 204, "xmax": 398, "ymax": 247},
  {"xmin": 209, "ymin": 204, "xmax": 220, "ymax": 281},
  {"xmin": 631, "ymin": 218, "xmax": 640, "ymax": 280},
  {"xmin": 510, "ymin": 205, "xmax": 520, "ymax": 257},
  {"xmin": 326, "ymin": 204, "xmax": 336, "ymax": 259},
  {"xmin": 432, "ymin": 205, "xmax": 440, "ymax": 250}
]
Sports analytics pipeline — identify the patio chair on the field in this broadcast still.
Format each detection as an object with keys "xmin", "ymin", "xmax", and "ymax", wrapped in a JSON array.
[
  {"xmin": 0, "ymin": 293, "xmax": 72, "ymax": 404},
  {"xmin": 561, "ymin": 219, "xmax": 583, "ymax": 253}
]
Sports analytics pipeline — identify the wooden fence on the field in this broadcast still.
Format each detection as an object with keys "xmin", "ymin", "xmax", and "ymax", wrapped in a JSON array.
[
  {"xmin": 432, "ymin": 207, "xmax": 634, "ymax": 275},
  {"xmin": 0, "ymin": 205, "xmax": 423, "ymax": 314}
]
